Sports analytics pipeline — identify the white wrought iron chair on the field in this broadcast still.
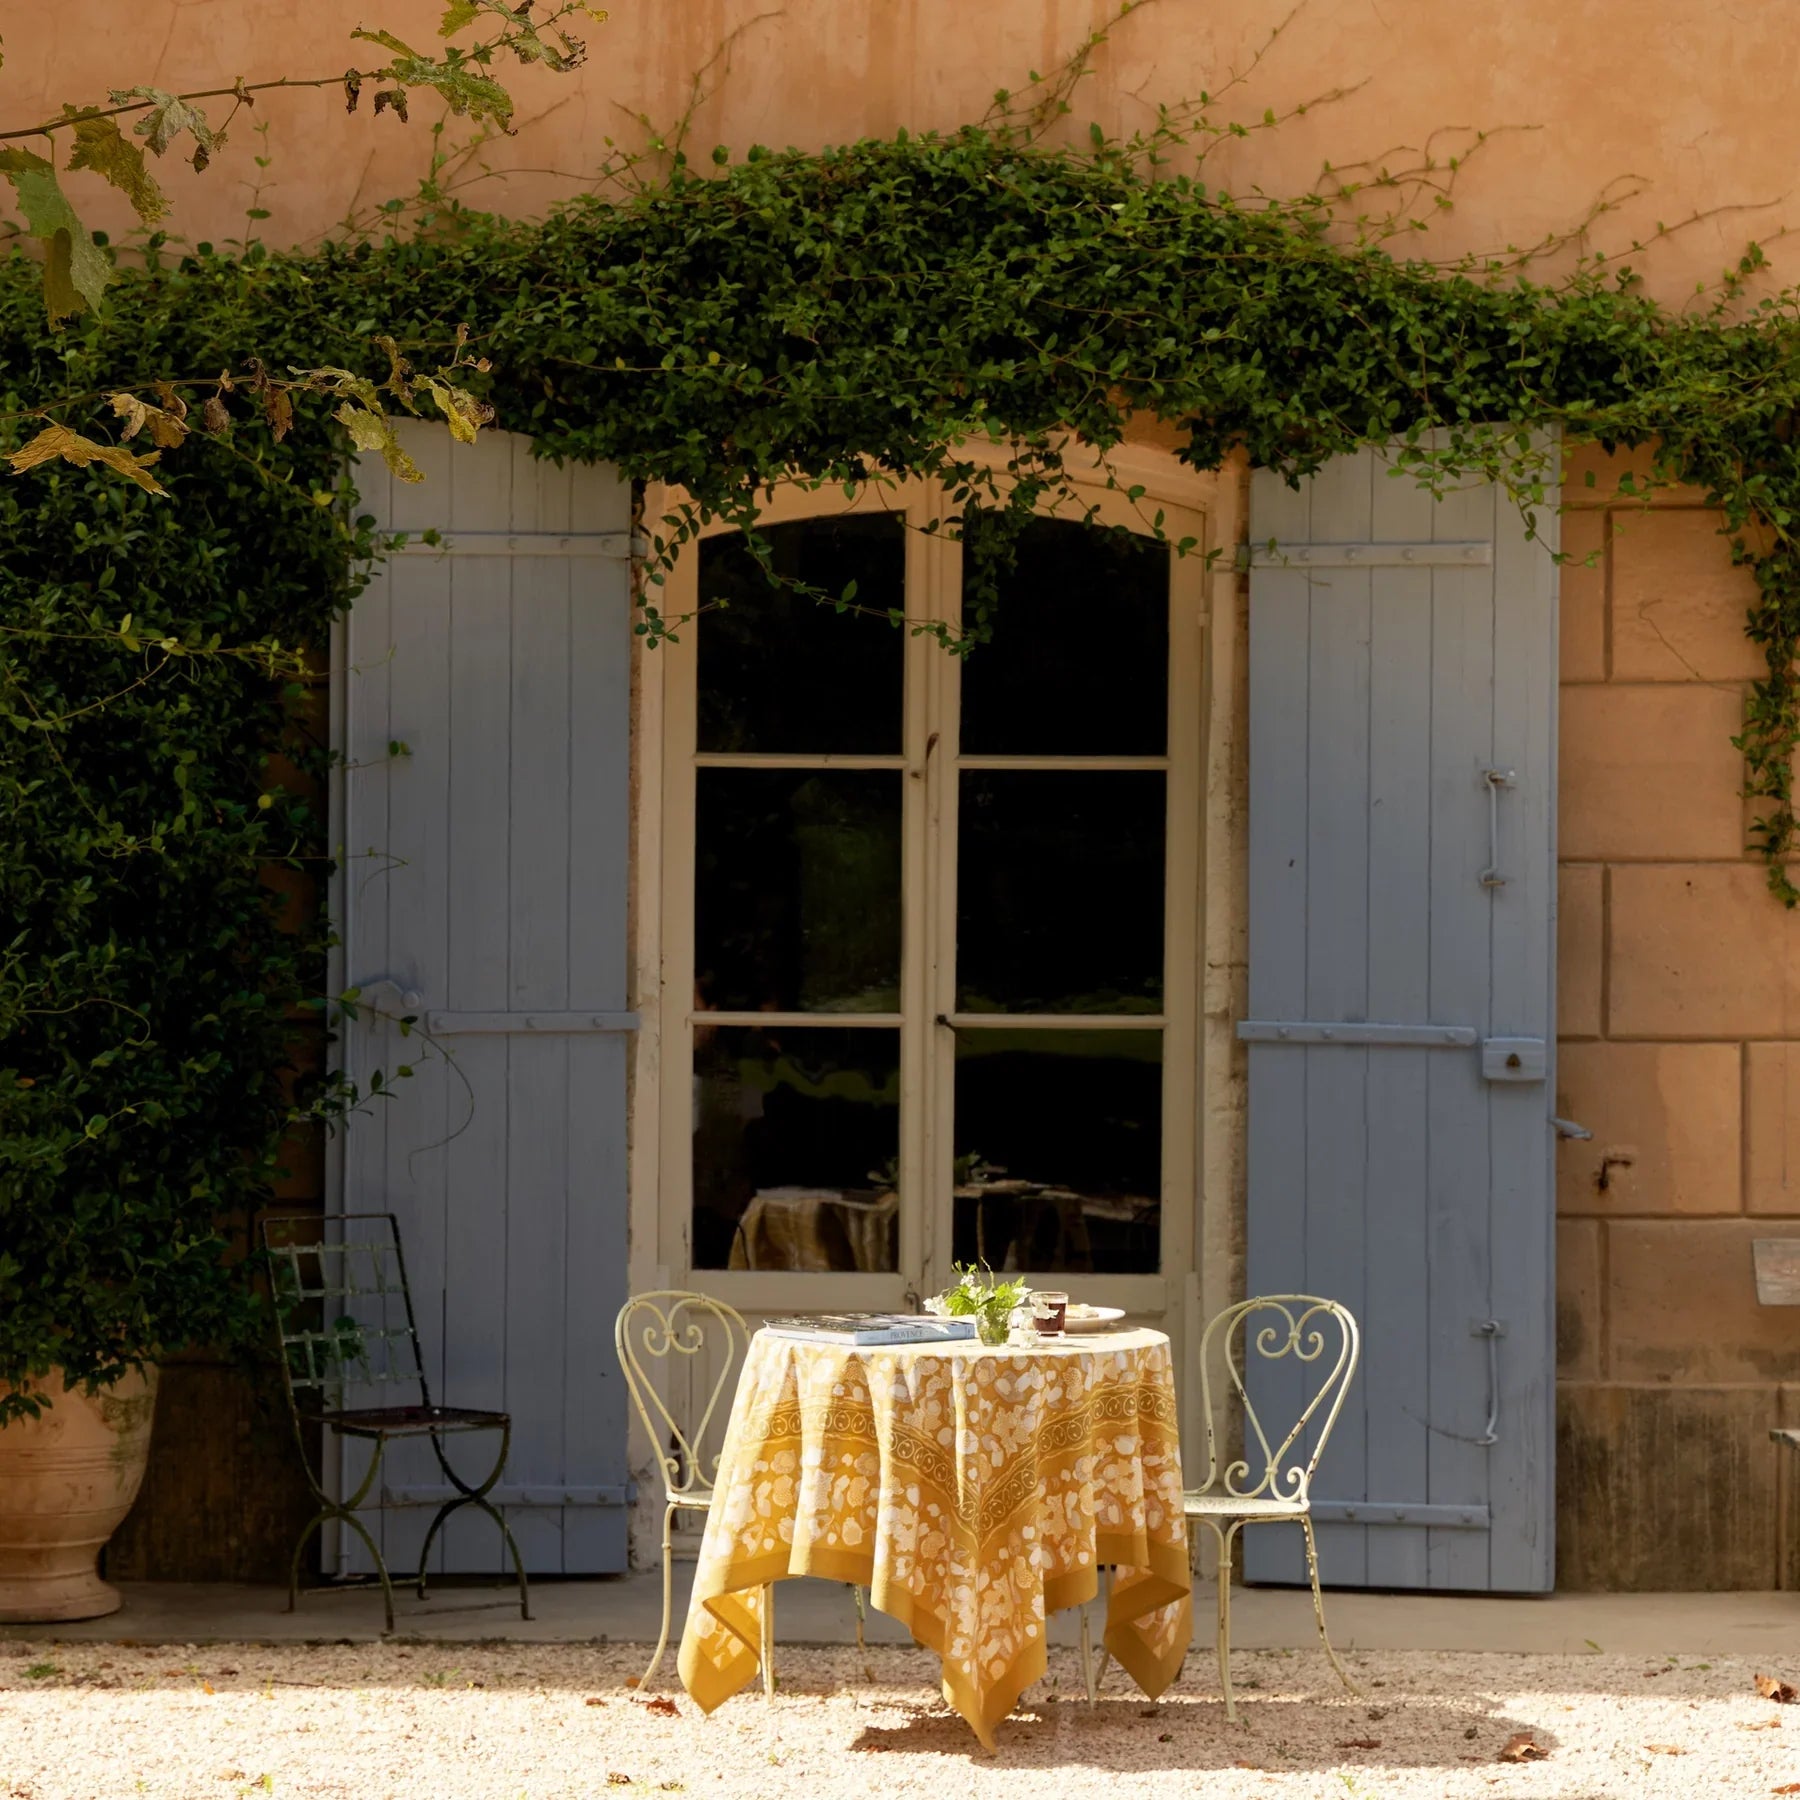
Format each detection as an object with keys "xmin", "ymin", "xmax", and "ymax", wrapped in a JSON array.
[
  {"xmin": 614, "ymin": 1290, "xmax": 875, "ymax": 1697},
  {"xmin": 615, "ymin": 1291, "xmax": 774, "ymax": 1694},
  {"xmin": 1185, "ymin": 1294, "xmax": 1362, "ymax": 1721}
]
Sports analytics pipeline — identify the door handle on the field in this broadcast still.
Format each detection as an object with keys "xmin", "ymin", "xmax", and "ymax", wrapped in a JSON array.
[{"xmin": 1478, "ymin": 767, "xmax": 1516, "ymax": 889}]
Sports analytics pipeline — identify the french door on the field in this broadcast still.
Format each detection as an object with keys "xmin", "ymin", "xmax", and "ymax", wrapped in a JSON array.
[{"xmin": 654, "ymin": 473, "xmax": 1209, "ymax": 1339}]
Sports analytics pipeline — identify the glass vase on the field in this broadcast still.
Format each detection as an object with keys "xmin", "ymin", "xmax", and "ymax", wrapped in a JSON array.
[{"xmin": 976, "ymin": 1311, "xmax": 1011, "ymax": 1347}]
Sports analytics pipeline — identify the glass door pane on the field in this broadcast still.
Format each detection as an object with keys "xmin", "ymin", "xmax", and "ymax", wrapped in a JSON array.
[
  {"xmin": 688, "ymin": 511, "xmax": 910, "ymax": 1279},
  {"xmin": 947, "ymin": 515, "xmax": 1174, "ymax": 1278},
  {"xmin": 959, "ymin": 517, "xmax": 1169, "ymax": 755},
  {"xmin": 956, "ymin": 770, "xmax": 1164, "ymax": 1014},
  {"xmin": 951, "ymin": 1028, "xmax": 1163, "ymax": 1274},
  {"xmin": 697, "ymin": 516, "xmax": 904, "ymax": 753},
  {"xmin": 696, "ymin": 769, "xmax": 902, "ymax": 1014},
  {"xmin": 693, "ymin": 1024, "xmax": 901, "ymax": 1272}
]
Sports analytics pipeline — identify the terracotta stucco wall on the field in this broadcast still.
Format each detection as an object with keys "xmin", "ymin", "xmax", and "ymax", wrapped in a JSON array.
[
  {"xmin": 9, "ymin": 1, "xmax": 1800, "ymax": 304},
  {"xmin": 25, "ymin": 1, "xmax": 1800, "ymax": 1588},
  {"xmin": 1554, "ymin": 445, "xmax": 1800, "ymax": 1589}
]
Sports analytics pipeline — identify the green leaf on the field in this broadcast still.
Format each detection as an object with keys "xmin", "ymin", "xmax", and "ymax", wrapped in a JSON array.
[
  {"xmin": 349, "ymin": 26, "xmax": 423, "ymax": 60},
  {"xmin": 65, "ymin": 113, "xmax": 168, "ymax": 225},
  {"xmin": 0, "ymin": 150, "xmax": 109, "ymax": 321},
  {"xmin": 438, "ymin": 0, "xmax": 484, "ymax": 33},
  {"xmin": 351, "ymin": 30, "xmax": 516, "ymax": 129}
]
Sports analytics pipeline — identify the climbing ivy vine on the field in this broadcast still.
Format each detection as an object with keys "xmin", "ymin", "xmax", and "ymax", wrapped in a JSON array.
[{"xmin": 11, "ymin": 15, "xmax": 1800, "ymax": 1405}]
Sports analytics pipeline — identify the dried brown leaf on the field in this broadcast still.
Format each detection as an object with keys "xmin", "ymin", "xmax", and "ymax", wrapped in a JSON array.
[
  {"xmin": 66, "ymin": 113, "xmax": 167, "ymax": 225},
  {"xmin": 1773, "ymin": 1785, "xmax": 1800, "ymax": 1794},
  {"xmin": 1742, "ymin": 1718, "xmax": 1782, "ymax": 1731},
  {"xmin": 1645, "ymin": 1743, "xmax": 1685, "ymax": 1755},
  {"xmin": 110, "ymin": 390, "xmax": 189, "ymax": 450},
  {"xmin": 110, "ymin": 392, "xmax": 148, "ymax": 440},
  {"xmin": 1499, "ymin": 1731, "xmax": 1548, "ymax": 1763},
  {"xmin": 584, "ymin": 1696, "xmax": 606, "ymax": 1707},
  {"xmin": 634, "ymin": 1694, "xmax": 678, "ymax": 1717},
  {"xmin": 7, "ymin": 423, "xmax": 167, "ymax": 495},
  {"xmin": 607, "ymin": 1777, "xmax": 632, "ymax": 1789},
  {"xmin": 1337, "ymin": 1738, "xmax": 1382, "ymax": 1750},
  {"xmin": 1759, "ymin": 1674, "xmax": 1800, "ymax": 1704}
]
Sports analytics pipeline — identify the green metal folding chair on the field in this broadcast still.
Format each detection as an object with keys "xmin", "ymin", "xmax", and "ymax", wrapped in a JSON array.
[{"xmin": 261, "ymin": 1211, "xmax": 530, "ymax": 1632}]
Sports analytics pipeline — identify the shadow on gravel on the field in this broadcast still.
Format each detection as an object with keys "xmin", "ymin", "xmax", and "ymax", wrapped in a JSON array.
[{"xmin": 846, "ymin": 1688, "xmax": 1562, "ymax": 1772}]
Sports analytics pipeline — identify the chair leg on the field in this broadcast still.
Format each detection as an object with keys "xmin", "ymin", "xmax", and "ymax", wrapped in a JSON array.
[
  {"xmin": 420, "ymin": 1425, "xmax": 531, "ymax": 1622},
  {"xmin": 1213, "ymin": 1521, "xmax": 1241, "ymax": 1725},
  {"xmin": 1079, "ymin": 1566, "xmax": 1113, "ymax": 1705},
  {"xmin": 415, "ymin": 1497, "xmax": 457, "ymax": 1603},
  {"xmin": 489, "ymin": 1499, "xmax": 533, "ymax": 1624},
  {"xmin": 286, "ymin": 1510, "xmax": 329, "ymax": 1616},
  {"xmin": 760, "ymin": 1583, "xmax": 776, "ymax": 1699},
  {"xmin": 639, "ymin": 1503, "xmax": 678, "ymax": 1691},
  {"xmin": 1300, "ymin": 1514, "xmax": 1359, "ymax": 1699},
  {"xmin": 851, "ymin": 1585, "xmax": 874, "ymax": 1684},
  {"xmin": 338, "ymin": 1507, "xmax": 398, "ymax": 1635}
]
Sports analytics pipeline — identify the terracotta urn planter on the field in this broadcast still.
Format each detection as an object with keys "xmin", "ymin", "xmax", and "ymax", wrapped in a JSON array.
[{"xmin": 0, "ymin": 1367, "xmax": 158, "ymax": 1622}]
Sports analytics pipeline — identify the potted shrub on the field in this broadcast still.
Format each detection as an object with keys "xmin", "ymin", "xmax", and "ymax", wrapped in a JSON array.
[
  {"xmin": 0, "ymin": 387, "xmax": 352, "ymax": 1618},
  {"xmin": 0, "ymin": 882, "xmax": 303, "ymax": 1619}
]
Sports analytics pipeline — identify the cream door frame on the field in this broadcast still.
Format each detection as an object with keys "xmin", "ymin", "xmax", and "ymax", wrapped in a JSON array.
[{"xmin": 630, "ymin": 445, "xmax": 1235, "ymax": 1349}]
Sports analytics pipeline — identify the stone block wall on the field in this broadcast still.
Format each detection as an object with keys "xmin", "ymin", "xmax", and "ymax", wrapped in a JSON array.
[{"xmin": 1554, "ymin": 445, "xmax": 1800, "ymax": 1589}]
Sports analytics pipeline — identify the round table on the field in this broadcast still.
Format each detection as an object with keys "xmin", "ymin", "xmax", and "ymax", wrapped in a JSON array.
[{"xmin": 677, "ymin": 1326, "xmax": 1193, "ymax": 1748}]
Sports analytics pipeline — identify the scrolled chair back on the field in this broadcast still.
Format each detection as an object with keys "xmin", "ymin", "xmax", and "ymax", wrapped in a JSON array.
[
  {"xmin": 613, "ymin": 1290, "xmax": 752, "ymax": 1504},
  {"xmin": 1195, "ymin": 1294, "xmax": 1360, "ymax": 1504}
]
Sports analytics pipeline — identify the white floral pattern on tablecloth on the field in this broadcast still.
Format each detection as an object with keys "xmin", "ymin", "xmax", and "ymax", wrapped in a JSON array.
[{"xmin": 677, "ymin": 1327, "xmax": 1192, "ymax": 1747}]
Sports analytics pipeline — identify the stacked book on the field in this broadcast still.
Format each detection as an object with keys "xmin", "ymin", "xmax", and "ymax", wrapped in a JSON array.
[{"xmin": 760, "ymin": 1313, "xmax": 977, "ymax": 1346}]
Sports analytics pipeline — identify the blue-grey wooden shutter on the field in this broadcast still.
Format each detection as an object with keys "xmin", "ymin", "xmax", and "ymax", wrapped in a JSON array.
[
  {"xmin": 1242, "ymin": 444, "xmax": 1558, "ymax": 1593},
  {"xmin": 335, "ymin": 426, "xmax": 634, "ymax": 1575}
]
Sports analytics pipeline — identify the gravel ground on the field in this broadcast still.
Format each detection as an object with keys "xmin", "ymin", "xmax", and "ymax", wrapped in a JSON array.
[{"xmin": 4, "ymin": 1637, "xmax": 1800, "ymax": 1799}]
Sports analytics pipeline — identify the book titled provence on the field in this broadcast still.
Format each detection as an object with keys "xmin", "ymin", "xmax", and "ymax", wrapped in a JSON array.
[{"xmin": 760, "ymin": 1313, "xmax": 977, "ymax": 1347}]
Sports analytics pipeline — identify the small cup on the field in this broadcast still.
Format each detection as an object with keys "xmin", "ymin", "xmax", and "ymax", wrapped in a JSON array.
[{"xmin": 1032, "ymin": 1290, "xmax": 1069, "ymax": 1335}]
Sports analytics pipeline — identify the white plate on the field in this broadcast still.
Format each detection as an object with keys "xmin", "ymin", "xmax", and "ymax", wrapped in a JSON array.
[{"xmin": 1060, "ymin": 1305, "xmax": 1127, "ymax": 1333}]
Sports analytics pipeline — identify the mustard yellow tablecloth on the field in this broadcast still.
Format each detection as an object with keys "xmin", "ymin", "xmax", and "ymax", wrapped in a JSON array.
[{"xmin": 677, "ymin": 1327, "xmax": 1192, "ymax": 1748}]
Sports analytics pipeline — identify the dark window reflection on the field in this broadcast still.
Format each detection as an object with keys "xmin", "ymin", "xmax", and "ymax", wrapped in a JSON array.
[
  {"xmin": 696, "ymin": 770, "xmax": 901, "ymax": 1014},
  {"xmin": 960, "ymin": 516, "xmax": 1169, "ymax": 756},
  {"xmin": 951, "ymin": 1029, "xmax": 1161, "ymax": 1274},
  {"xmin": 957, "ymin": 771, "xmax": 1165, "ymax": 1014},
  {"xmin": 692, "ymin": 1025, "xmax": 900, "ymax": 1272},
  {"xmin": 697, "ymin": 514, "xmax": 905, "ymax": 754}
]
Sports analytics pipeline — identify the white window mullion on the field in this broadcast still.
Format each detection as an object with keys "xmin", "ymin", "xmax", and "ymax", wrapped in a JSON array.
[{"xmin": 919, "ymin": 506, "xmax": 962, "ymax": 1296}]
